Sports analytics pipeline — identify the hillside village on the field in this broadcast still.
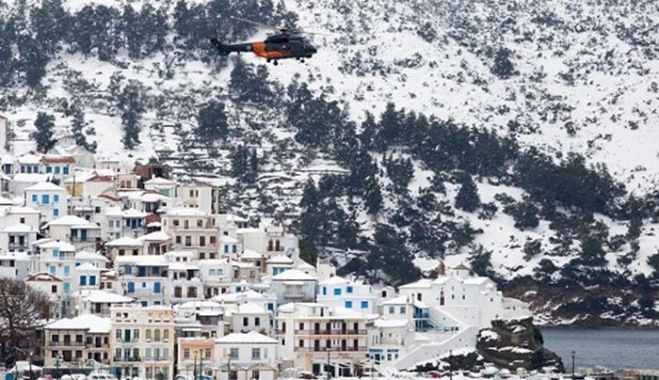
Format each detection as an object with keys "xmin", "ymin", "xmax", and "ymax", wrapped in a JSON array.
[{"xmin": 0, "ymin": 114, "xmax": 537, "ymax": 379}]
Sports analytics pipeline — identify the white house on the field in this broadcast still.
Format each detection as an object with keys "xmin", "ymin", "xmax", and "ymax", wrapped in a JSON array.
[
  {"xmin": 38, "ymin": 240, "xmax": 77, "ymax": 295},
  {"xmin": 230, "ymin": 302, "xmax": 271, "ymax": 335},
  {"xmin": 271, "ymin": 269, "xmax": 317, "ymax": 305},
  {"xmin": 214, "ymin": 332, "xmax": 279, "ymax": 380},
  {"xmin": 144, "ymin": 177, "xmax": 177, "ymax": 197},
  {"xmin": 0, "ymin": 252, "xmax": 30, "ymax": 280},
  {"xmin": 44, "ymin": 215, "xmax": 101, "ymax": 250},
  {"xmin": 0, "ymin": 223, "xmax": 38, "ymax": 255},
  {"xmin": 177, "ymin": 181, "xmax": 223, "ymax": 215},
  {"xmin": 24, "ymin": 182, "xmax": 69, "ymax": 222},
  {"xmin": 317, "ymin": 276, "xmax": 378, "ymax": 314},
  {"xmin": 40, "ymin": 155, "xmax": 76, "ymax": 185},
  {"xmin": 11, "ymin": 173, "xmax": 52, "ymax": 195}
]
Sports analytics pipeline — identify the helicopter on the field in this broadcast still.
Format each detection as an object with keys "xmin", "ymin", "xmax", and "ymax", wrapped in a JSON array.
[{"xmin": 208, "ymin": 16, "xmax": 320, "ymax": 65}]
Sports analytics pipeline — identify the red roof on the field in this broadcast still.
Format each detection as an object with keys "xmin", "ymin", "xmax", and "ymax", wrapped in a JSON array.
[
  {"xmin": 25, "ymin": 272, "xmax": 62, "ymax": 282},
  {"xmin": 41, "ymin": 156, "xmax": 76, "ymax": 164},
  {"xmin": 146, "ymin": 214, "xmax": 161, "ymax": 224},
  {"xmin": 98, "ymin": 194, "xmax": 121, "ymax": 203},
  {"xmin": 88, "ymin": 174, "xmax": 114, "ymax": 182}
]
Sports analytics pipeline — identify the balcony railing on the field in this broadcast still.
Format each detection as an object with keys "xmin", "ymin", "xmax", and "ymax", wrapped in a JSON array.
[
  {"xmin": 86, "ymin": 343, "xmax": 110, "ymax": 349},
  {"xmin": 296, "ymin": 346, "xmax": 367, "ymax": 353},
  {"xmin": 113, "ymin": 356, "xmax": 141, "ymax": 362},
  {"xmin": 294, "ymin": 329, "xmax": 367, "ymax": 335},
  {"xmin": 49, "ymin": 341, "xmax": 85, "ymax": 347}
]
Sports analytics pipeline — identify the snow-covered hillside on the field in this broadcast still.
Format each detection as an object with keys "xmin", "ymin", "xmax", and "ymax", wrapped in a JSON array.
[{"xmin": 3, "ymin": 0, "xmax": 659, "ymax": 325}]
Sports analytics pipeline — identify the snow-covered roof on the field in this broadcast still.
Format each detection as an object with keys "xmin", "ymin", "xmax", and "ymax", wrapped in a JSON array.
[
  {"xmin": 75, "ymin": 251, "xmax": 110, "ymax": 262},
  {"xmin": 219, "ymin": 235, "xmax": 239, "ymax": 244},
  {"xmin": 140, "ymin": 193, "xmax": 167, "ymax": 203},
  {"xmin": 398, "ymin": 279, "xmax": 433, "ymax": 289},
  {"xmin": 74, "ymin": 290, "xmax": 134, "ymax": 304},
  {"xmin": 137, "ymin": 231, "xmax": 171, "ymax": 241},
  {"xmin": 272, "ymin": 269, "xmax": 316, "ymax": 281},
  {"xmin": 267, "ymin": 254, "xmax": 294, "ymax": 265},
  {"xmin": 63, "ymin": 172, "xmax": 97, "ymax": 183},
  {"xmin": 0, "ymin": 196, "xmax": 13, "ymax": 205},
  {"xmin": 13, "ymin": 173, "xmax": 51, "ymax": 182},
  {"xmin": 106, "ymin": 236, "xmax": 143, "ymax": 247},
  {"xmin": 165, "ymin": 207, "xmax": 208, "ymax": 217},
  {"xmin": 76, "ymin": 262, "xmax": 100, "ymax": 271},
  {"xmin": 25, "ymin": 182, "xmax": 66, "ymax": 192},
  {"xmin": 3, "ymin": 223, "xmax": 36, "ymax": 233},
  {"xmin": 382, "ymin": 295, "xmax": 408, "ymax": 305},
  {"xmin": 17, "ymin": 154, "xmax": 41, "ymax": 164},
  {"xmin": 45, "ymin": 215, "xmax": 100, "ymax": 229},
  {"xmin": 236, "ymin": 302, "xmax": 266, "ymax": 314},
  {"xmin": 26, "ymin": 272, "xmax": 62, "ymax": 282},
  {"xmin": 39, "ymin": 240, "xmax": 76, "ymax": 251},
  {"xmin": 241, "ymin": 249, "xmax": 263, "ymax": 259},
  {"xmin": 1, "ymin": 155, "xmax": 14, "ymax": 165},
  {"xmin": 122, "ymin": 208, "xmax": 148, "ymax": 218},
  {"xmin": 8, "ymin": 206, "xmax": 40, "ymax": 214},
  {"xmin": 169, "ymin": 262, "xmax": 199, "ymax": 271},
  {"xmin": 374, "ymin": 319, "xmax": 410, "ymax": 328},
  {"xmin": 46, "ymin": 314, "xmax": 111, "ymax": 333},
  {"xmin": 297, "ymin": 262, "xmax": 316, "ymax": 271},
  {"xmin": 215, "ymin": 331, "xmax": 277, "ymax": 344},
  {"xmin": 463, "ymin": 277, "xmax": 492, "ymax": 285},
  {"xmin": 144, "ymin": 177, "xmax": 176, "ymax": 186},
  {"xmin": 115, "ymin": 255, "xmax": 168, "ymax": 266},
  {"xmin": 319, "ymin": 276, "xmax": 348, "ymax": 286}
]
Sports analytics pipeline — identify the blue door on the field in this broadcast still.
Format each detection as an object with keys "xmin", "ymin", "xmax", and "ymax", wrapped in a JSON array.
[
  {"xmin": 154, "ymin": 282, "xmax": 161, "ymax": 293},
  {"xmin": 127, "ymin": 282, "xmax": 135, "ymax": 293},
  {"xmin": 81, "ymin": 229, "xmax": 88, "ymax": 241}
]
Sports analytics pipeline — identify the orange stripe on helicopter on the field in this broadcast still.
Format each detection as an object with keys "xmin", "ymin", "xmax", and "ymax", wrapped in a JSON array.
[{"xmin": 252, "ymin": 42, "xmax": 288, "ymax": 59}]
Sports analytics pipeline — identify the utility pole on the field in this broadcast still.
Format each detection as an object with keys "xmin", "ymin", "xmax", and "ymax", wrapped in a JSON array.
[
  {"xmin": 571, "ymin": 350, "xmax": 576, "ymax": 379},
  {"xmin": 326, "ymin": 348, "xmax": 331, "ymax": 380},
  {"xmin": 449, "ymin": 350, "xmax": 452, "ymax": 380}
]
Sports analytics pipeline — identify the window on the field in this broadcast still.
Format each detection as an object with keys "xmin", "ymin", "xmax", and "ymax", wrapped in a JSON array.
[
  {"xmin": 53, "ymin": 209, "xmax": 59, "ymax": 218},
  {"xmin": 255, "ymin": 317, "xmax": 260, "ymax": 326},
  {"xmin": 209, "ymin": 269, "xmax": 216, "ymax": 276},
  {"xmin": 189, "ymin": 190, "xmax": 194, "ymax": 197},
  {"xmin": 388, "ymin": 306, "xmax": 394, "ymax": 314},
  {"xmin": 400, "ymin": 306, "xmax": 406, "ymax": 314},
  {"xmin": 251, "ymin": 348, "xmax": 261, "ymax": 360},
  {"xmin": 49, "ymin": 265, "xmax": 56, "ymax": 275},
  {"xmin": 347, "ymin": 286, "xmax": 353, "ymax": 293},
  {"xmin": 229, "ymin": 348, "xmax": 238, "ymax": 359},
  {"xmin": 79, "ymin": 276, "xmax": 87, "ymax": 286},
  {"xmin": 90, "ymin": 275, "xmax": 96, "ymax": 286},
  {"xmin": 210, "ymin": 236, "xmax": 217, "ymax": 245},
  {"xmin": 345, "ymin": 301, "xmax": 353, "ymax": 308},
  {"xmin": 54, "ymin": 166, "xmax": 60, "ymax": 174},
  {"xmin": 232, "ymin": 245, "xmax": 237, "ymax": 253},
  {"xmin": 334, "ymin": 288, "xmax": 341, "ymax": 296},
  {"xmin": 199, "ymin": 236, "xmax": 205, "ymax": 247},
  {"xmin": 176, "ymin": 236, "xmax": 181, "ymax": 244},
  {"xmin": 145, "ymin": 348, "xmax": 152, "ymax": 360},
  {"xmin": 224, "ymin": 245, "xmax": 228, "ymax": 253},
  {"xmin": 185, "ymin": 236, "xmax": 191, "ymax": 247},
  {"xmin": 146, "ymin": 329, "xmax": 152, "ymax": 340},
  {"xmin": 46, "ymin": 166, "xmax": 52, "ymax": 173},
  {"xmin": 322, "ymin": 287, "xmax": 327, "ymax": 295},
  {"xmin": 42, "ymin": 194, "xmax": 50, "ymax": 204},
  {"xmin": 53, "ymin": 194, "xmax": 59, "ymax": 203},
  {"xmin": 63, "ymin": 266, "xmax": 70, "ymax": 277},
  {"xmin": 243, "ymin": 317, "xmax": 249, "ymax": 326},
  {"xmin": 51, "ymin": 285, "xmax": 57, "ymax": 293},
  {"xmin": 154, "ymin": 329, "xmax": 161, "ymax": 342},
  {"xmin": 31, "ymin": 194, "xmax": 37, "ymax": 202},
  {"xmin": 361, "ymin": 301, "xmax": 369, "ymax": 309},
  {"xmin": 63, "ymin": 167, "xmax": 69, "ymax": 175},
  {"xmin": 183, "ymin": 349, "xmax": 190, "ymax": 359}
]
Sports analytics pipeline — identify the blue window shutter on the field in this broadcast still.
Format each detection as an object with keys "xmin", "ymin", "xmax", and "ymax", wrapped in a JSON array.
[
  {"xmin": 127, "ymin": 282, "xmax": 135, "ymax": 293},
  {"xmin": 63, "ymin": 167, "xmax": 69, "ymax": 175},
  {"xmin": 79, "ymin": 276, "xmax": 87, "ymax": 286},
  {"xmin": 54, "ymin": 166, "xmax": 60, "ymax": 174},
  {"xmin": 347, "ymin": 286, "xmax": 353, "ymax": 294},
  {"xmin": 42, "ymin": 194, "xmax": 49, "ymax": 204},
  {"xmin": 154, "ymin": 282, "xmax": 161, "ymax": 293},
  {"xmin": 90, "ymin": 275, "xmax": 96, "ymax": 286},
  {"xmin": 334, "ymin": 288, "xmax": 341, "ymax": 296},
  {"xmin": 31, "ymin": 194, "xmax": 37, "ymax": 202},
  {"xmin": 361, "ymin": 301, "xmax": 369, "ymax": 309},
  {"xmin": 267, "ymin": 303, "xmax": 274, "ymax": 311},
  {"xmin": 224, "ymin": 245, "xmax": 228, "ymax": 253},
  {"xmin": 54, "ymin": 194, "xmax": 59, "ymax": 203},
  {"xmin": 345, "ymin": 301, "xmax": 352, "ymax": 309},
  {"xmin": 63, "ymin": 282, "xmax": 70, "ymax": 293},
  {"xmin": 53, "ymin": 209, "xmax": 59, "ymax": 218},
  {"xmin": 322, "ymin": 287, "xmax": 327, "ymax": 295},
  {"xmin": 46, "ymin": 166, "xmax": 52, "ymax": 173}
]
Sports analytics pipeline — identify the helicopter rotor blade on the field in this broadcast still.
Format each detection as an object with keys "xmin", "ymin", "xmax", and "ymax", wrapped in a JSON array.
[{"xmin": 230, "ymin": 16, "xmax": 279, "ymax": 31}]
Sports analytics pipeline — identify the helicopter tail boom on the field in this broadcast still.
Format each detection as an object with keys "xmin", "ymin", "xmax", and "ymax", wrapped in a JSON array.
[{"xmin": 208, "ymin": 37, "xmax": 252, "ymax": 55}]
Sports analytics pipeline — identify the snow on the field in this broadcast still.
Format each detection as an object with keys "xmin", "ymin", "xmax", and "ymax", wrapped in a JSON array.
[
  {"xmin": 272, "ymin": 269, "xmax": 316, "ymax": 281},
  {"xmin": 24, "ymin": 182, "xmax": 67, "ymax": 192},
  {"xmin": 45, "ymin": 314, "xmax": 112, "ymax": 333},
  {"xmin": 215, "ymin": 331, "xmax": 277, "ymax": 344}
]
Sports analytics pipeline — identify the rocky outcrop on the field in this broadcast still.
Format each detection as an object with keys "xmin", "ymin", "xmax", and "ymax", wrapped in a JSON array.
[{"xmin": 477, "ymin": 317, "xmax": 564, "ymax": 372}]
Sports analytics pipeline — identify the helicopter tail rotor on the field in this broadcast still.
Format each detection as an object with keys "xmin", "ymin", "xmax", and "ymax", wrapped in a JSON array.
[{"xmin": 207, "ymin": 37, "xmax": 231, "ymax": 55}]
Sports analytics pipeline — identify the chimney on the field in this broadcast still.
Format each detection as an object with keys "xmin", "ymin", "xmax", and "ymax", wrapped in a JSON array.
[{"xmin": 437, "ymin": 260, "xmax": 446, "ymax": 276}]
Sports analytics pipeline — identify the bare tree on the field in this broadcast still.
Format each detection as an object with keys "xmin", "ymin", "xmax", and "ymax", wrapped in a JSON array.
[{"xmin": 0, "ymin": 278, "xmax": 53, "ymax": 366}]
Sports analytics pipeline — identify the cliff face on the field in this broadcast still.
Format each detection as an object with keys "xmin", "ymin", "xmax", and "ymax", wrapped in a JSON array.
[{"xmin": 477, "ymin": 317, "xmax": 564, "ymax": 372}]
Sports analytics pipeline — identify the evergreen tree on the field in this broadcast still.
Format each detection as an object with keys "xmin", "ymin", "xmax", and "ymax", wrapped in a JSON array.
[
  {"xmin": 579, "ymin": 235, "xmax": 607, "ymax": 267},
  {"xmin": 358, "ymin": 111, "xmax": 378, "ymax": 149},
  {"xmin": 19, "ymin": 37, "xmax": 49, "ymax": 87},
  {"xmin": 196, "ymin": 100, "xmax": 229, "ymax": 142},
  {"xmin": 455, "ymin": 175, "xmax": 480, "ymax": 212},
  {"xmin": 364, "ymin": 176, "xmax": 383, "ymax": 215},
  {"xmin": 369, "ymin": 224, "xmax": 420, "ymax": 286},
  {"xmin": 70, "ymin": 101, "xmax": 97, "ymax": 153},
  {"xmin": 122, "ymin": 4, "xmax": 141, "ymax": 59},
  {"xmin": 491, "ymin": 46, "xmax": 517, "ymax": 79},
  {"xmin": 31, "ymin": 112, "xmax": 56, "ymax": 153},
  {"xmin": 118, "ymin": 81, "xmax": 146, "ymax": 150}
]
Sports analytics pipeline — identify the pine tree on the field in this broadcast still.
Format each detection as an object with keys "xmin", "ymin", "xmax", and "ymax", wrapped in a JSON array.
[
  {"xmin": 196, "ymin": 100, "xmax": 228, "ymax": 142},
  {"xmin": 118, "ymin": 81, "xmax": 146, "ymax": 150},
  {"xmin": 455, "ymin": 175, "xmax": 480, "ymax": 212},
  {"xmin": 122, "ymin": 4, "xmax": 141, "ymax": 59},
  {"xmin": 70, "ymin": 101, "xmax": 97, "ymax": 153},
  {"xmin": 31, "ymin": 112, "xmax": 56, "ymax": 153},
  {"xmin": 369, "ymin": 224, "xmax": 420, "ymax": 286},
  {"xmin": 364, "ymin": 176, "xmax": 383, "ymax": 215}
]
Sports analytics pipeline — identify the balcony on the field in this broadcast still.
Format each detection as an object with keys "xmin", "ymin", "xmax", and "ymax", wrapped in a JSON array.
[
  {"xmin": 8, "ymin": 243, "xmax": 28, "ymax": 251},
  {"xmin": 294, "ymin": 329, "xmax": 367, "ymax": 335},
  {"xmin": 296, "ymin": 346, "xmax": 367, "ymax": 353},
  {"xmin": 113, "ymin": 356, "xmax": 141, "ymax": 362},
  {"xmin": 49, "ymin": 341, "xmax": 86, "ymax": 347},
  {"xmin": 86, "ymin": 343, "xmax": 110, "ymax": 349}
]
